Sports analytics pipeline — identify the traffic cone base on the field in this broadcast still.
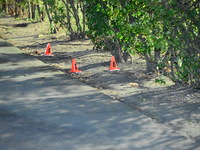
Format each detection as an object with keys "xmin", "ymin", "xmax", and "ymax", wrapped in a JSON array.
[
  {"xmin": 109, "ymin": 68, "xmax": 120, "ymax": 71},
  {"xmin": 43, "ymin": 54, "xmax": 54, "ymax": 56},
  {"xmin": 43, "ymin": 43, "xmax": 54, "ymax": 56},
  {"xmin": 109, "ymin": 56, "xmax": 120, "ymax": 71},
  {"xmin": 69, "ymin": 58, "xmax": 82, "ymax": 73}
]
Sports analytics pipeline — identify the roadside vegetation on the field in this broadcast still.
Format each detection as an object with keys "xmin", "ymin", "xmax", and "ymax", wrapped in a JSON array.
[{"xmin": 0, "ymin": 0, "xmax": 199, "ymax": 88}]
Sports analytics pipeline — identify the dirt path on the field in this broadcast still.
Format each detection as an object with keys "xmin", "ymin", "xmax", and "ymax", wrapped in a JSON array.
[{"xmin": 0, "ymin": 16, "xmax": 200, "ymax": 144}]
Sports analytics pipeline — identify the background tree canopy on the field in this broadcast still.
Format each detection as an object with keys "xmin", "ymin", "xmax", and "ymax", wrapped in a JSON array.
[{"xmin": 0, "ymin": 0, "xmax": 199, "ymax": 87}]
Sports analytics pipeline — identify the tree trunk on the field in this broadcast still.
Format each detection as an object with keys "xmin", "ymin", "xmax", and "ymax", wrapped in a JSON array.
[
  {"xmin": 62, "ymin": 0, "xmax": 74, "ymax": 35},
  {"xmin": 5, "ymin": 0, "xmax": 8, "ymax": 15},
  {"xmin": 28, "ymin": 0, "xmax": 32, "ymax": 19},
  {"xmin": 67, "ymin": 0, "xmax": 85, "ymax": 39},
  {"xmin": 37, "ymin": 5, "xmax": 45, "ymax": 21},
  {"xmin": 14, "ymin": 1, "xmax": 18, "ymax": 17},
  {"xmin": 80, "ymin": 2, "xmax": 86, "ymax": 39},
  {"xmin": 144, "ymin": 54, "xmax": 156, "ymax": 72},
  {"xmin": 32, "ymin": 4, "xmax": 36, "ymax": 19},
  {"xmin": 154, "ymin": 49, "xmax": 161, "ymax": 63},
  {"xmin": 111, "ymin": 41, "xmax": 124, "ymax": 63},
  {"xmin": 71, "ymin": 2, "xmax": 82, "ymax": 33},
  {"xmin": 44, "ymin": 3, "xmax": 57, "ymax": 34},
  {"xmin": 123, "ymin": 51, "xmax": 131, "ymax": 62}
]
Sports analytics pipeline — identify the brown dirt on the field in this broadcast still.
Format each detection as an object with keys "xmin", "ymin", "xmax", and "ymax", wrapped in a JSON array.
[{"xmin": 0, "ymin": 16, "xmax": 200, "ymax": 144}]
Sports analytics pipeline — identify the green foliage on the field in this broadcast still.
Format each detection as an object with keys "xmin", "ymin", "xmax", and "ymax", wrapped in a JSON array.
[
  {"xmin": 84, "ymin": 0, "xmax": 200, "ymax": 87},
  {"xmin": 155, "ymin": 78, "xmax": 166, "ymax": 85}
]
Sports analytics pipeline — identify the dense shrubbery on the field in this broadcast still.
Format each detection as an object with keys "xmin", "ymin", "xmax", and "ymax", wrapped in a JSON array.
[
  {"xmin": 84, "ymin": 0, "xmax": 200, "ymax": 87},
  {"xmin": 1, "ymin": 0, "xmax": 199, "ymax": 87}
]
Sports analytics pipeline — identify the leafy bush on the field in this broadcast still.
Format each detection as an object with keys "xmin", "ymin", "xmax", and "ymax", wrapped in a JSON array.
[{"xmin": 84, "ymin": 0, "xmax": 200, "ymax": 87}]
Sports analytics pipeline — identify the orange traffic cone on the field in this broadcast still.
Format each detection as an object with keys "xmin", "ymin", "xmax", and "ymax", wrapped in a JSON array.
[
  {"xmin": 43, "ymin": 43, "xmax": 54, "ymax": 56},
  {"xmin": 109, "ymin": 56, "xmax": 120, "ymax": 71},
  {"xmin": 68, "ymin": 58, "xmax": 82, "ymax": 73}
]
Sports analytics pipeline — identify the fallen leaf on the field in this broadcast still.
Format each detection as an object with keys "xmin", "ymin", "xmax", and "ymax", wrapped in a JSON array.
[
  {"xmin": 38, "ymin": 34, "xmax": 44, "ymax": 38},
  {"xmin": 129, "ymin": 82, "xmax": 139, "ymax": 87}
]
